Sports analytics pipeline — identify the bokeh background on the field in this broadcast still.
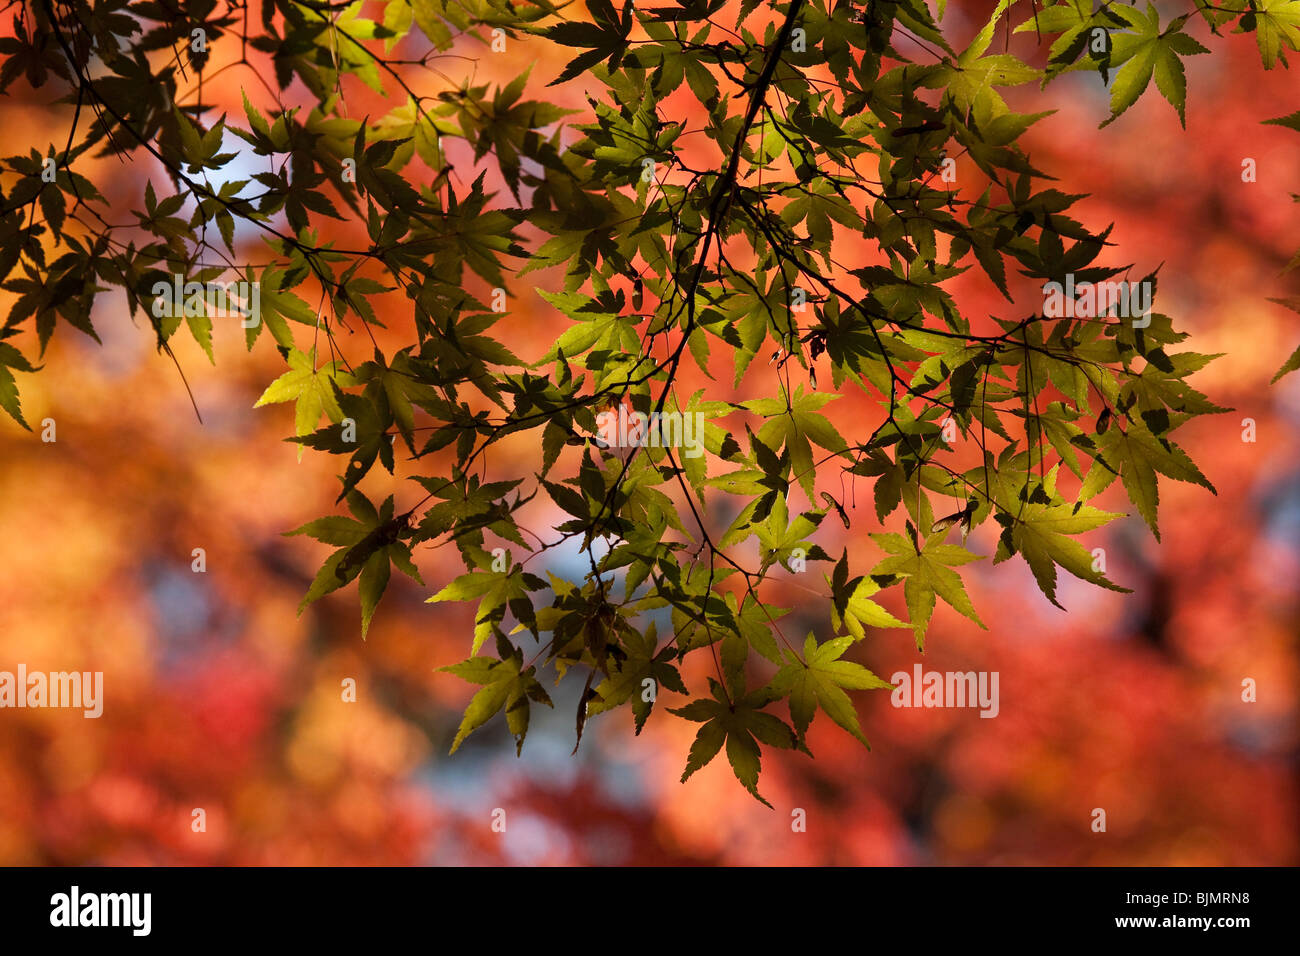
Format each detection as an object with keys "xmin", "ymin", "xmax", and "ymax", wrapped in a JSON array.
[{"xmin": 0, "ymin": 0, "xmax": 1296, "ymax": 864}]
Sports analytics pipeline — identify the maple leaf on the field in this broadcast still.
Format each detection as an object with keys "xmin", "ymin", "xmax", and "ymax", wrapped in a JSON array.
[
  {"xmin": 940, "ymin": 0, "xmax": 1038, "ymax": 117},
  {"xmin": 1243, "ymin": 0, "xmax": 1300, "ymax": 69},
  {"xmin": 1080, "ymin": 423, "xmax": 1215, "ymax": 540},
  {"xmin": 427, "ymin": 561, "xmax": 540, "ymax": 655},
  {"xmin": 740, "ymin": 385, "xmax": 850, "ymax": 499},
  {"xmin": 540, "ymin": 0, "xmax": 634, "ymax": 85},
  {"xmin": 440, "ymin": 651, "xmax": 554, "ymax": 756},
  {"xmin": 250, "ymin": 266, "xmax": 319, "ymax": 349},
  {"xmin": 287, "ymin": 492, "xmax": 423, "ymax": 638},
  {"xmin": 669, "ymin": 680, "xmax": 796, "ymax": 807},
  {"xmin": 1102, "ymin": 5, "xmax": 1209, "ymax": 127},
  {"xmin": 989, "ymin": 465, "xmax": 1132, "ymax": 607},
  {"xmin": 871, "ymin": 531, "xmax": 986, "ymax": 649},
  {"xmin": 827, "ymin": 563, "xmax": 909, "ymax": 641},
  {"xmin": 767, "ymin": 634, "xmax": 894, "ymax": 748},
  {"xmin": 254, "ymin": 347, "xmax": 359, "ymax": 459},
  {"xmin": 0, "ymin": 340, "xmax": 36, "ymax": 429},
  {"xmin": 1267, "ymin": 296, "xmax": 1300, "ymax": 382},
  {"xmin": 586, "ymin": 621, "xmax": 688, "ymax": 733}
]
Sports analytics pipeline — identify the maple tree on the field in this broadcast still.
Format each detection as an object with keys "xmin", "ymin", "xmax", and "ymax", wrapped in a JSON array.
[{"xmin": 2, "ymin": 0, "xmax": 1299, "ymax": 805}]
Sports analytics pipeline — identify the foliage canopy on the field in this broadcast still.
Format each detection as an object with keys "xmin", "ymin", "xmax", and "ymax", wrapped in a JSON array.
[{"xmin": 2, "ymin": 0, "xmax": 1298, "ymax": 801}]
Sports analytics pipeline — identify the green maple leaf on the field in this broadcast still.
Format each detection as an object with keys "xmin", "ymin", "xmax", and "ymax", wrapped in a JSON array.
[
  {"xmin": 287, "ymin": 491, "xmax": 423, "ymax": 638},
  {"xmin": 828, "ymin": 571, "xmax": 909, "ymax": 640},
  {"xmin": 992, "ymin": 466, "xmax": 1131, "ymax": 607},
  {"xmin": 1273, "ymin": 343, "xmax": 1300, "ymax": 383},
  {"xmin": 871, "ymin": 531, "xmax": 986, "ymax": 649},
  {"xmin": 941, "ymin": 0, "xmax": 1038, "ymax": 117},
  {"xmin": 534, "ymin": 289, "xmax": 623, "ymax": 364},
  {"xmin": 1013, "ymin": 0, "xmax": 1107, "ymax": 77},
  {"xmin": 254, "ymin": 347, "xmax": 359, "ymax": 459},
  {"xmin": 540, "ymin": 0, "xmax": 634, "ymax": 85},
  {"xmin": 728, "ymin": 592, "xmax": 788, "ymax": 666},
  {"xmin": 1264, "ymin": 110, "xmax": 1300, "ymax": 134},
  {"xmin": 354, "ymin": 348, "xmax": 443, "ymax": 450},
  {"xmin": 250, "ymin": 266, "xmax": 319, "ymax": 349},
  {"xmin": 1103, "ymin": 5, "xmax": 1208, "ymax": 127},
  {"xmin": 1243, "ymin": 0, "xmax": 1300, "ymax": 69},
  {"xmin": 586, "ymin": 621, "xmax": 688, "ymax": 733},
  {"xmin": 753, "ymin": 493, "xmax": 827, "ymax": 572},
  {"xmin": 741, "ymin": 385, "xmax": 849, "ymax": 499},
  {"xmin": 427, "ymin": 562, "xmax": 537, "ymax": 654},
  {"xmin": 409, "ymin": 0, "xmax": 456, "ymax": 51},
  {"xmin": 1080, "ymin": 423, "xmax": 1214, "ymax": 540},
  {"xmin": 440, "ymin": 651, "xmax": 554, "ymax": 756},
  {"xmin": 767, "ymin": 634, "xmax": 894, "ymax": 749},
  {"xmin": 415, "ymin": 172, "xmax": 524, "ymax": 287},
  {"xmin": 0, "ymin": 340, "xmax": 36, "ymax": 429},
  {"xmin": 291, "ymin": 388, "xmax": 395, "ymax": 502},
  {"xmin": 669, "ymin": 679, "xmax": 796, "ymax": 807},
  {"xmin": 1267, "ymin": 297, "xmax": 1300, "ymax": 382}
]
